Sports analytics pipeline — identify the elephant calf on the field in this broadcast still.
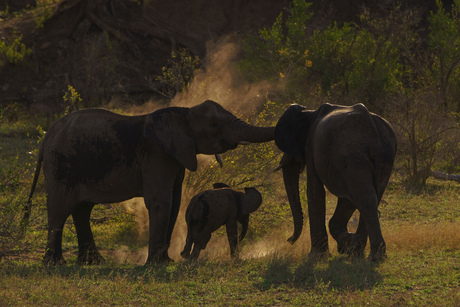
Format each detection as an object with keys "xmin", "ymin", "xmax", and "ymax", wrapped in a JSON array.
[{"xmin": 181, "ymin": 183, "xmax": 262, "ymax": 260}]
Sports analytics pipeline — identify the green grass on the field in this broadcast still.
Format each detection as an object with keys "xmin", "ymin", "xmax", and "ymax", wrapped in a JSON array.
[
  {"xmin": 1, "ymin": 114, "xmax": 459, "ymax": 306},
  {"xmin": 0, "ymin": 250, "xmax": 459, "ymax": 306}
]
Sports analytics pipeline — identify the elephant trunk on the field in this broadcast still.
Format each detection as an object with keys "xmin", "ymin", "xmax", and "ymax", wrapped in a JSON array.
[
  {"xmin": 281, "ymin": 156, "xmax": 304, "ymax": 245},
  {"xmin": 235, "ymin": 120, "xmax": 275, "ymax": 144}
]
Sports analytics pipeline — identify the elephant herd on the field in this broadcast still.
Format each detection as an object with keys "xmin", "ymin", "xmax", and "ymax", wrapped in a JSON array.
[{"xmin": 24, "ymin": 100, "xmax": 396, "ymax": 265}]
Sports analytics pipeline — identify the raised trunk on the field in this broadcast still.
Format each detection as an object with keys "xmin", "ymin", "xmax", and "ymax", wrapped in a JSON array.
[
  {"xmin": 235, "ymin": 120, "xmax": 275, "ymax": 144},
  {"xmin": 282, "ymin": 157, "xmax": 304, "ymax": 245}
]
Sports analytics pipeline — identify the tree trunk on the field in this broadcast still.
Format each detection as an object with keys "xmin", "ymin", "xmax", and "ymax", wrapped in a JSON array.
[{"xmin": 431, "ymin": 170, "xmax": 460, "ymax": 183}]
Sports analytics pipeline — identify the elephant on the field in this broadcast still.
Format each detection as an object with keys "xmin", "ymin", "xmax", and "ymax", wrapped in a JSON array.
[
  {"xmin": 180, "ymin": 183, "xmax": 262, "ymax": 260},
  {"xmin": 274, "ymin": 103, "xmax": 396, "ymax": 261},
  {"xmin": 24, "ymin": 100, "xmax": 275, "ymax": 265}
]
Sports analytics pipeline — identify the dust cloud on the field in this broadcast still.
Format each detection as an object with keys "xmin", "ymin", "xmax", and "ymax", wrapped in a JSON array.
[{"xmin": 170, "ymin": 35, "xmax": 276, "ymax": 116}]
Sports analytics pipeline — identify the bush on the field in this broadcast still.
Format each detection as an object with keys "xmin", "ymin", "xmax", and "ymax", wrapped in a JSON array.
[
  {"xmin": 240, "ymin": 0, "xmax": 313, "ymax": 100},
  {"xmin": 0, "ymin": 31, "xmax": 32, "ymax": 65},
  {"xmin": 239, "ymin": 0, "xmax": 460, "ymax": 190}
]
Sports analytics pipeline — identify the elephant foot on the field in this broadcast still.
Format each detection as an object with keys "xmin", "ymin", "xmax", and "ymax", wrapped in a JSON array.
[
  {"xmin": 336, "ymin": 233, "xmax": 355, "ymax": 255},
  {"xmin": 307, "ymin": 249, "xmax": 331, "ymax": 262},
  {"xmin": 368, "ymin": 244, "xmax": 387, "ymax": 262},
  {"xmin": 145, "ymin": 251, "xmax": 174, "ymax": 265},
  {"xmin": 346, "ymin": 242, "xmax": 366, "ymax": 261},
  {"xmin": 344, "ymin": 234, "xmax": 368, "ymax": 260},
  {"xmin": 180, "ymin": 250, "xmax": 191, "ymax": 259},
  {"xmin": 145, "ymin": 256, "xmax": 174, "ymax": 265},
  {"xmin": 309, "ymin": 238, "xmax": 330, "ymax": 261},
  {"xmin": 43, "ymin": 251, "xmax": 66, "ymax": 266},
  {"xmin": 77, "ymin": 250, "xmax": 105, "ymax": 265},
  {"xmin": 368, "ymin": 252, "xmax": 387, "ymax": 263},
  {"xmin": 230, "ymin": 248, "xmax": 239, "ymax": 259},
  {"xmin": 347, "ymin": 249, "xmax": 365, "ymax": 261}
]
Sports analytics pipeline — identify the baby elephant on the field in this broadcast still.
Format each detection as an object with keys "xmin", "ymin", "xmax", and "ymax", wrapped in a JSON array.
[{"xmin": 181, "ymin": 183, "xmax": 262, "ymax": 260}]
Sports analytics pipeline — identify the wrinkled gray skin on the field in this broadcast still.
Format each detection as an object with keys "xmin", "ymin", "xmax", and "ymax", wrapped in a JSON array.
[
  {"xmin": 275, "ymin": 103, "xmax": 396, "ymax": 262},
  {"xmin": 25, "ymin": 100, "xmax": 274, "ymax": 265},
  {"xmin": 181, "ymin": 183, "xmax": 262, "ymax": 260}
]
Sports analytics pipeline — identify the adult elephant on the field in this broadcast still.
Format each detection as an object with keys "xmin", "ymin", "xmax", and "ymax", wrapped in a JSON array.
[
  {"xmin": 24, "ymin": 100, "xmax": 275, "ymax": 265},
  {"xmin": 181, "ymin": 183, "xmax": 262, "ymax": 260},
  {"xmin": 274, "ymin": 103, "xmax": 396, "ymax": 261}
]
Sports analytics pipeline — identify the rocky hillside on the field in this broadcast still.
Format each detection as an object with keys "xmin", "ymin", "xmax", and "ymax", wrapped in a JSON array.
[{"xmin": 0, "ymin": 0, "xmax": 447, "ymax": 111}]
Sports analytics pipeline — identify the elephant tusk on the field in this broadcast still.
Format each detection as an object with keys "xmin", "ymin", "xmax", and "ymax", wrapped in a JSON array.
[
  {"xmin": 215, "ymin": 154, "xmax": 223, "ymax": 168},
  {"xmin": 273, "ymin": 164, "xmax": 283, "ymax": 172}
]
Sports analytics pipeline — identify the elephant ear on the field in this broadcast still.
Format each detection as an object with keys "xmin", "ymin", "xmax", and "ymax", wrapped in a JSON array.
[
  {"xmin": 241, "ymin": 187, "xmax": 262, "ymax": 215},
  {"xmin": 144, "ymin": 107, "xmax": 198, "ymax": 171},
  {"xmin": 274, "ymin": 104, "xmax": 309, "ymax": 161},
  {"xmin": 213, "ymin": 182, "xmax": 231, "ymax": 189}
]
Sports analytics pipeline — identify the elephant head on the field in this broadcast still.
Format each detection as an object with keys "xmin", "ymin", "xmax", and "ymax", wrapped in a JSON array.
[
  {"xmin": 144, "ymin": 100, "xmax": 275, "ymax": 171},
  {"xmin": 240, "ymin": 187, "xmax": 263, "ymax": 215},
  {"xmin": 274, "ymin": 104, "xmax": 312, "ymax": 244}
]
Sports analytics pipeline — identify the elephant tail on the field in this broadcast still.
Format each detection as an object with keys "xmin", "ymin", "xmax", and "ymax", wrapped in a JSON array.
[{"xmin": 22, "ymin": 149, "xmax": 44, "ymax": 226}]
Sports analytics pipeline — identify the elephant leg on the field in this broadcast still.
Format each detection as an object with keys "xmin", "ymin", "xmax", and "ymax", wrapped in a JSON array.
[
  {"xmin": 226, "ymin": 219, "xmax": 239, "ymax": 258},
  {"xmin": 329, "ymin": 197, "xmax": 356, "ymax": 255},
  {"xmin": 359, "ymin": 195, "xmax": 385, "ymax": 261},
  {"xmin": 306, "ymin": 171, "xmax": 329, "ymax": 258},
  {"xmin": 72, "ymin": 202, "xmax": 105, "ymax": 265},
  {"xmin": 164, "ymin": 168, "xmax": 185, "ymax": 260},
  {"xmin": 189, "ymin": 231, "xmax": 211, "ymax": 260},
  {"xmin": 346, "ymin": 167, "xmax": 386, "ymax": 261},
  {"xmin": 44, "ymin": 227, "xmax": 66, "ymax": 265},
  {"xmin": 143, "ymin": 162, "xmax": 184, "ymax": 265},
  {"xmin": 145, "ymin": 199, "xmax": 172, "ymax": 264},
  {"xmin": 181, "ymin": 224, "xmax": 194, "ymax": 259},
  {"xmin": 43, "ymin": 195, "xmax": 72, "ymax": 265},
  {"xmin": 348, "ymin": 216, "xmax": 368, "ymax": 260},
  {"xmin": 238, "ymin": 215, "xmax": 249, "ymax": 242}
]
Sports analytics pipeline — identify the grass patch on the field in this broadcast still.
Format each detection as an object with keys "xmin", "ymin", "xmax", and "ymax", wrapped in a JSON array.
[{"xmin": 0, "ymin": 250, "xmax": 458, "ymax": 306}]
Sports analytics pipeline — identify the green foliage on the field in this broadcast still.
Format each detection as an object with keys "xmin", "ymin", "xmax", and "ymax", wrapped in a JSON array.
[
  {"xmin": 240, "ymin": 0, "xmax": 460, "ymax": 189},
  {"xmin": 154, "ymin": 48, "xmax": 202, "ymax": 99},
  {"xmin": 390, "ymin": 93, "xmax": 460, "ymax": 188},
  {"xmin": 428, "ymin": 0, "xmax": 460, "ymax": 109},
  {"xmin": 62, "ymin": 85, "xmax": 83, "ymax": 115},
  {"xmin": 33, "ymin": 0, "xmax": 57, "ymax": 28},
  {"xmin": 309, "ymin": 21, "xmax": 403, "ymax": 106},
  {"xmin": 0, "ymin": 102, "xmax": 22, "ymax": 122},
  {"xmin": 240, "ymin": 0, "xmax": 312, "ymax": 95},
  {"xmin": 0, "ymin": 151, "xmax": 39, "ymax": 254},
  {"xmin": 0, "ymin": 31, "xmax": 32, "ymax": 65}
]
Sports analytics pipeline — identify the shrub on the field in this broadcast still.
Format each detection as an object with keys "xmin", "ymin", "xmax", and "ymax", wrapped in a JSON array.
[
  {"xmin": 0, "ymin": 31, "xmax": 32, "ymax": 65},
  {"xmin": 153, "ymin": 48, "xmax": 202, "ymax": 100}
]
